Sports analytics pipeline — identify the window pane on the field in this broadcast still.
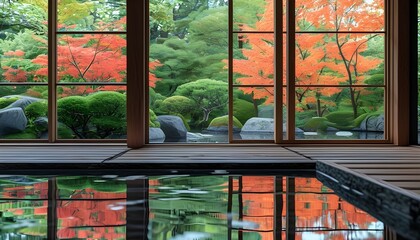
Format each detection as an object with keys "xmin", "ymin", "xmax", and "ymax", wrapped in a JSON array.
[
  {"xmin": 57, "ymin": 34, "xmax": 126, "ymax": 83},
  {"xmin": 0, "ymin": 1, "xmax": 48, "ymax": 84},
  {"xmin": 0, "ymin": 86, "xmax": 48, "ymax": 140},
  {"xmin": 57, "ymin": 86, "xmax": 126, "ymax": 139},
  {"xmin": 57, "ymin": 0, "xmax": 126, "ymax": 31},
  {"xmin": 296, "ymin": 0, "xmax": 385, "ymax": 32},
  {"xmin": 295, "ymin": 34, "xmax": 385, "ymax": 86},
  {"xmin": 295, "ymin": 87, "xmax": 385, "ymax": 140},
  {"xmin": 149, "ymin": 0, "xmax": 228, "ymax": 144},
  {"xmin": 233, "ymin": 0, "xmax": 273, "ymax": 31},
  {"xmin": 233, "ymin": 33, "xmax": 274, "ymax": 86},
  {"xmin": 236, "ymin": 87, "xmax": 274, "ymax": 140}
]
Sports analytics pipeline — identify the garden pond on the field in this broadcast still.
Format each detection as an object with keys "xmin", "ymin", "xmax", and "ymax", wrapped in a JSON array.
[{"xmin": 0, "ymin": 173, "xmax": 390, "ymax": 239}]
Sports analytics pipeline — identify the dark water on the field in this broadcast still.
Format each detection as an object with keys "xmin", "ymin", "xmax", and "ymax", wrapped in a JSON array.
[{"xmin": 0, "ymin": 175, "xmax": 384, "ymax": 239}]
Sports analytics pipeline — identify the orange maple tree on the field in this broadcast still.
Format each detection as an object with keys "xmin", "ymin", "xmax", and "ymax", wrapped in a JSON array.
[{"xmin": 232, "ymin": 0, "xmax": 384, "ymax": 118}]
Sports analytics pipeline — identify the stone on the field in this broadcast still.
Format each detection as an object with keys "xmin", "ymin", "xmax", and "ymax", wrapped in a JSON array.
[
  {"xmin": 0, "ymin": 107, "xmax": 27, "ymax": 136},
  {"xmin": 206, "ymin": 126, "xmax": 241, "ymax": 133},
  {"xmin": 34, "ymin": 117, "xmax": 48, "ymax": 130},
  {"xmin": 7, "ymin": 96, "xmax": 40, "ymax": 110},
  {"xmin": 149, "ymin": 127, "xmax": 165, "ymax": 143},
  {"xmin": 336, "ymin": 131, "xmax": 353, "ymax": 137},
  {"xmin": 282, "ymin": 122, "xmax": 304, "ymax": 133},
  {"xmin": 360, "ymin": 114, "xmax": 384, "ymax": 132},
  {"xmin": 241, "ymin": 117, "xmax": 274, "ymax": 133},
  {"xmin": 258, "ymin": 104, "xmax": 274, "ymax": 118},
  {"xmin": 157, "ymin": 115, "xmax": 187, "ymax": 141}
]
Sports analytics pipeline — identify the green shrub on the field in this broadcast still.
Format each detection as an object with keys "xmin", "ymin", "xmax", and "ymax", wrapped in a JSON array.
[
  {"xmin": 233, "ymin": 99, "xmax": 256, "ymax": 124},
  {"xmin": 57, "ymin": 96, "xmax": 90, "ymax": 137},
  {"xmin": 149, "ymin": 109, "xmax": 160, "ymax": 128},
  {"xmin": 3, "ymin": 130, "xmax": 37, "ymax": 139},
  {"xmin": 0, "ymin": 97, "xmax": 19, "ymax": 109},
  {"xmin": 325, "ymin": 111, "xmax": 355, "ymax": 126},
  {"xmin": 25, "ymin": 101, "xmax": 47, "ymax": 122},
  {"xmin": 87, "ymin": 91, "xmax": 126, "ymax": 138},
  {"xmin": 160, "ymin": 96, "xmax": 195, "ymax": 116},
  {"xmin": 208, "ymin": 115, "xmax": 242, "ymax": 128}
]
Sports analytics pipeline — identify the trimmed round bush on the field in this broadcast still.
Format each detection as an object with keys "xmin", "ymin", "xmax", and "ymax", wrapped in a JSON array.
[
  {"xmin": 25, "ymin": 101, "xmax": 47, "ymax": 122},
  {"xmin": 160, "ymin": 96, "xmax": 195, "ymax": 116},
  {"xmin": 233, "ymin": 99, "xmax": 256, "ymax": 124},
  {"xmin": 57, "ymin": 96, "xmax": 90, "ymax": 131},
  {"xmin": 87, "ymin": 91, "xmax": 126, "ymax": 138}
]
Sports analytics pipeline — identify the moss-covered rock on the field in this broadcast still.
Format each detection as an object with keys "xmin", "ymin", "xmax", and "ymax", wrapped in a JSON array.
[
  {"xmin": 208, "ymin": 115, "xmax": 242, "ymax": 128},
  {"xmin": 301, "ymin": 117, "xmax": 335, "ymax": 132},
  {"xmin": 149, "ymin": 109, "xmax": 160, "ymax": 128},
  {"xmin": 0, "ymin": 97, "xmax": 19, "ymax": 109},
  {"xmin": 25, "ymin": 101, "xmax": 47, "ymax": 122}
]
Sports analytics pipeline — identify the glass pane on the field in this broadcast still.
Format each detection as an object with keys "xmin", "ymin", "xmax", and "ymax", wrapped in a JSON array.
[
  {"xmin": 57, "ymin": 34, "xmax": 126, "ymax": 83},
  {"xmin": 0, "ymin": 1, "xmax": 48, "ymax": 84},
  {"xmin": 233, "ymin": 33, "xmax": 274, "ymax": 86},
  {"xmin": 295, "ymin": 87, "xmax": 385, "ymax": 140},
  {"xmin": 235, "ymin": 87, "xmax": 274, "ymax": 140},
  {"xmin": 57, "ymin": 86, "xmax": 126, "ymax": 139},
  {"xmin": 233, "ymin": 0, "xmax": 273, "ymax": 31},
  {"xmin": 0, "ymin": 176, "xmax": 48, "ymax": 199},
  {"xmin": 295, "ymin": 34, "xmax": 385, "ymax": 86},
  {"xmin": 57, "ymin": 0, "xmax": 126, "ymax": 31},
  {"xmin": 0, "ymin": 200, "xmax": 47, "ymax": 238},
  {"xmin": 149, "ymin": 0, "xmax": 228, "ymax": 144},
  {"xmin": 57, "ymin": 176, "xmax": 126, "ymax": 199},
  {"xmin": 296, "ymin": 0, "xmax": 385, "ymax": 32},
  {"xmin": 0, "ymin": 86, "xmax": 48, "ymax": 139}
]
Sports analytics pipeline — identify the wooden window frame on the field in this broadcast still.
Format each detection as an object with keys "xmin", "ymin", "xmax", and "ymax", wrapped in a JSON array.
[{"xmin": 0, "ymin": 0, "xmax": 414, "ymax": 147}]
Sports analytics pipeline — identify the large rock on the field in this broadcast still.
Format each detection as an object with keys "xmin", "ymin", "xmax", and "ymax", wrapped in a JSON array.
[
  {"xmin": 7, "ymin": 96, "xmax": 40, "ymax": 110},
  {"xmin": 157, "ymin": 115, "xmax": 187, "ymax": 141},
  {"xmin": 149, "ymin": 127, "xmax": 165, "ymax": 143},
  {"xmin": 0, "ymin": 107, "xmax": 27, "ymax": 135},
  {"xmin": 360, "ymin": 114, "xmax": 384, "ymax": 132},
  {"xmin": 241, "ymin": 117, "xmax": 274, "ymax": 133}
]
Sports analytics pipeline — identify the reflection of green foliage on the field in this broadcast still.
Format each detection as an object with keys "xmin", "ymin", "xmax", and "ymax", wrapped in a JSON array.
[
  {"xmin": 88, "ymin": 91, "xmax": 126, "ymax": 138},
  {"xmin": 0, "ymin": 97, "xmax": 18, "ymax": 109},
  {"xmin": 233, "ymin": 99, "xmax": 256, "ymax": 124},
  {"xmin": 208, "ymin": 115, "xmax": 242, "ymax": 128},
  {"xmin": 149, "ymin": 109, "xmax": 160, "ymax": 128},
  {"xmin": 57, "ymin": 176, "xmax": 126, "ymax": 192},
  {"xmin": 25, "ymin": 101, "xmax": 47, "ymax": 122}
]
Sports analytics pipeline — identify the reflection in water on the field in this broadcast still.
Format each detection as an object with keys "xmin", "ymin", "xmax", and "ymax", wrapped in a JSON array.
[{"xmin": 0, "ymin": 175, "xmax": 384, "ymax": 239}]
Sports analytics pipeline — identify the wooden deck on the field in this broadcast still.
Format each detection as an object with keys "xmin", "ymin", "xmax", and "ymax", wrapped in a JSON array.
[
  {"xmin": 289, "ymin": 146, "xmax": 420, "ymax": 195},
  {"xmin": 0, "ymin": 145, "xmax": 419, "ymax": 196}
]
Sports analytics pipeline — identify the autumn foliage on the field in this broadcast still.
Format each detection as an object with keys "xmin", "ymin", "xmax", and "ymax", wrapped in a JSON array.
[{"xmin": 233, "ymin": 0, "xmax": 384, "ymax": 117}]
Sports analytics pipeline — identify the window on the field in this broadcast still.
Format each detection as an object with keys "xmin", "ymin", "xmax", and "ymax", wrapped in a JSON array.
[{"xmin": 0, "ymin": 0, "xmax": 401, "ymax": 145}]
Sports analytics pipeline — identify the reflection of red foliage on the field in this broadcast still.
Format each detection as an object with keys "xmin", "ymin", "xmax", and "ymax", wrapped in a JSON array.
[{"xmin": 238, "ymin": 177, "xmax": 381, "ymax": 240}]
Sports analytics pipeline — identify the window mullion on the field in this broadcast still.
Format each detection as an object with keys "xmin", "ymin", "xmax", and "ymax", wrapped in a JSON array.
[
  {"xmin": 48, "ymin": 0, "xmax": 57, "ymax": 143},
  {"xmin": 274, "ymin": 0, "xmax": 284, "ymax": 143},
  {"xmin": 286, "ymin": 0, "xmax": 296, "ymax": 141}
]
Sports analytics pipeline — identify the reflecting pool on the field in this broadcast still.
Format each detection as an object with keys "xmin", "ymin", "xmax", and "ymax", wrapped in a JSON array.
[{"xmin": 0, "ymin": 175, "xmax": 384, "ymax": 239}]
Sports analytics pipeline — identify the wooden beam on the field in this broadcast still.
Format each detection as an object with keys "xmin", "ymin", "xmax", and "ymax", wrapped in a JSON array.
[
  {"xmin": 391, "ymin": 0, "xmax": 412, "ymax": 145},
  {"xmin": 127, "ymin": 0, "xmax": 146, "ymax": 148}
]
